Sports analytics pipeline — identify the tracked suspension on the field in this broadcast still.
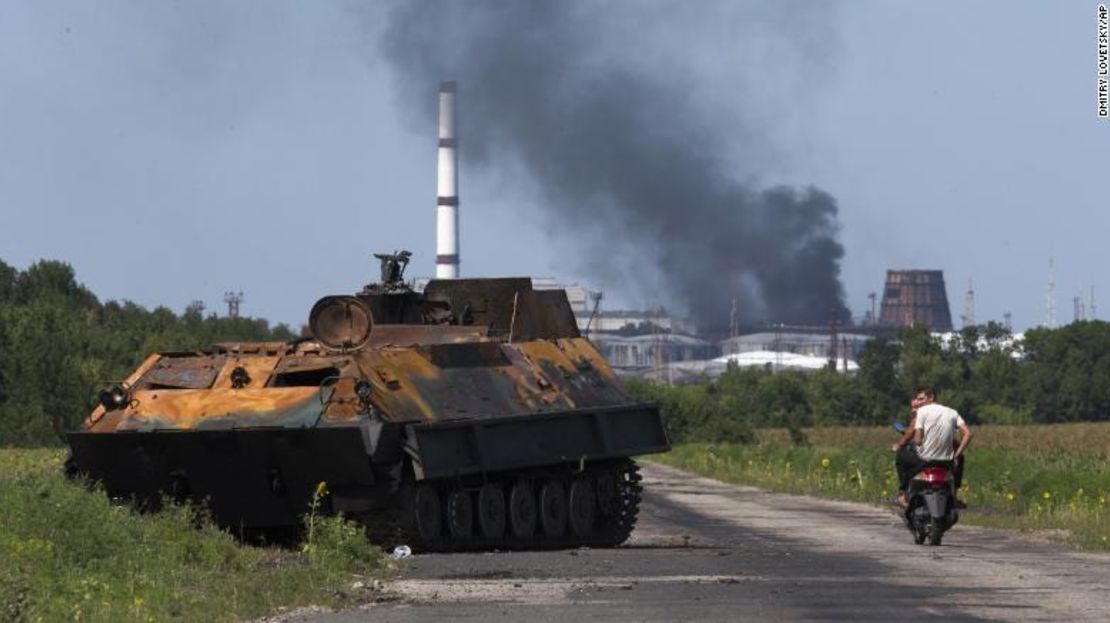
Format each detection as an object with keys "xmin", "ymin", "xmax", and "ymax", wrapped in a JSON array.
[{"xmin": 390, "ymin": 459, "xmax": 643, "ymax": 552}]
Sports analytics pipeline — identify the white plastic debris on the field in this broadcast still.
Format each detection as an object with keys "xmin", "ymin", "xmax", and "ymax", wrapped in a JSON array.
[{"xmin": 390, "ymin": 545, "xmax": 412, "ymax": 560}]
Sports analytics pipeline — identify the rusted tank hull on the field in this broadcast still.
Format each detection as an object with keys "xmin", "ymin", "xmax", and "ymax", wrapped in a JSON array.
[
  {"xmin": 69, "ymin": 268, "xmax": 671, "ymax": 548},
  {"xmin": 67, "ymin": 404, "xmax": 666, "ymax": 531},
  {"xmin": 67, "ymin": 426, "xmax": 377, "ymax": 528}
]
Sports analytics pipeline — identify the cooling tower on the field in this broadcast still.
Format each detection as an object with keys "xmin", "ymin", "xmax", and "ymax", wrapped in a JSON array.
[{"xmin": 879, "ymin": 270, "xmax": 953, "ymax": 332}]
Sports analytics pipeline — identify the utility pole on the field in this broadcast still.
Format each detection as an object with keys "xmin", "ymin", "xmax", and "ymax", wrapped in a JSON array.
[
  {"xmin": 1045, "ymin": 258, "xmax": 1056, "ymax": 328},
  {"xmin": 585, "ymin": 290, "xmax": 603, "ymax": 339},
  {"xmin": 224, "ymin": 291, "xmax": 243, "ymax": 319},
  {"xmin": 656, "ymin": 307, "xmax": 672, "ymax": 386},
  {"xmin": 961, "ymin": 276, "xmax": 975, "ymax": 328},
  {"xmin": 773, "ymin": 323, "xmax": 783, "ymax": 372},
  {"xmin": 729, "ymin": 297, "xmax": 739, "ymax": 338},
  {"xmin": 1090, "ymin": 286, "xmax": 1098, "ymax": 320},
  {"xmin": 867, "ymin": 292, "xmax": 877, "ymax": 325}
]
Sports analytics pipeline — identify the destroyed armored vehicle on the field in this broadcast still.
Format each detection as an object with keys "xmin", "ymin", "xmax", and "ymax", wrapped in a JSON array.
[{"xmin": 67, "ymin": 252, "xmax": 670, "ymax": 550}]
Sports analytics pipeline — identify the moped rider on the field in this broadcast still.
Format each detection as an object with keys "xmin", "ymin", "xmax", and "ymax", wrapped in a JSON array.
[{"xmin": 891, "ymin": 387, "xmax": 972, "ymax": 507}]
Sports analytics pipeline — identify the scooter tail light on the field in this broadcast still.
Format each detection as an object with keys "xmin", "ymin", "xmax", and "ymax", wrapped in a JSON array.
[{"xmin": 914, "ymin": 467, "xmax": 952, "ymax": 483}]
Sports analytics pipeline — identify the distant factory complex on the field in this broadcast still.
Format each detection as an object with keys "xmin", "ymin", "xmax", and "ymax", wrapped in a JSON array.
[{"xmin": 519, "ymin": 270, "xmax": 963, "ymax": 380}]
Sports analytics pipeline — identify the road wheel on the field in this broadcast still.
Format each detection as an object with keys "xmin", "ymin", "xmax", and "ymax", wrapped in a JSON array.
[
  {"xmin": 568, "ymin": 476, "xmax": 597, "ymax": 537},
  {"xmin": 595, "ymin": 460, "xmax": 642, "ymax": 547},
  {"xmin": 595, "ymin": 469, "xmax": 619, "ymax": 518},
  {"xmin": 508, "ymin": 481, "xmax": 538, "ymax": 538},
  {"xmin": 446, "ymin": 488, "xmax": 474, "ymax": 539},
  {"xmin": 413, "ymin": 484, "xmax": 443, "ymax": 542},
  {"xmin": 478, "ymin": 483, "xmax": 507, "ymax": 538},
  {"xmin": 539, "ymin": 479, "xmax": 568, "ymax": 537}
]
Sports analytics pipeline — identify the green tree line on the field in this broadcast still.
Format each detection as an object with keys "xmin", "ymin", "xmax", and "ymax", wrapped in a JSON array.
[
  {"xmin": 0, "ymin": 260, "xmax": 294, "ymax": 446},
  {"xmin": 631, "ymin": 321, "xmax": 1110, "ymax": 443},
  {"xmin": 5, "ymin": 258, "xmax": 1108, "ymax": 448}
]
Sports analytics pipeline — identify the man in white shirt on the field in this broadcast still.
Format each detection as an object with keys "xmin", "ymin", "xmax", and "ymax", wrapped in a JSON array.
[{"xmin": 892, "ymin": 387, "xmax": 972, "ymax": 507}]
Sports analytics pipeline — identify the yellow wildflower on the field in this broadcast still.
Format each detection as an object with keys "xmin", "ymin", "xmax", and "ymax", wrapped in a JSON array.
[
  {"xmin": 1042, "ymin": 491, "xmax": 1051, "ymax": 501},
  {"xmin": 315, "ymin": 481, "xmax": 329, "ymax": 497},
  {"xmin": 820, "ymin": 458, "xmax": 830, "ymax": 469},
  {"xmin": 1006, "ymin": 492, "xmax": 1015, "ymax": 502}
]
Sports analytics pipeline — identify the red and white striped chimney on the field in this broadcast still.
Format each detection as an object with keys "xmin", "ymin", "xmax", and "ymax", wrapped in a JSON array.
[{"xmin": 435, "ymin": 81, "xmax": 460, "ymax": 279}]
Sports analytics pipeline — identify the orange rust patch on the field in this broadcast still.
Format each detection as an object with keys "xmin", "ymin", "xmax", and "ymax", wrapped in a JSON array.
[
  {"xmin": 356, "ymin": 350, "xmax": 444, "ymax": 422},
  {"xmin": 116, "ymin": 387, "xmax": 320, "ymax": 430}
]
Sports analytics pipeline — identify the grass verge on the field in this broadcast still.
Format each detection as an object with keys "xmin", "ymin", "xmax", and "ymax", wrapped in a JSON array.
[
  {"xmin": 0, "ymin": 448, "xmax": 390, "ymax": 623},
  {"xmin": 652, "ymin": 423, "xmax": 1110, "ymax": 550}
]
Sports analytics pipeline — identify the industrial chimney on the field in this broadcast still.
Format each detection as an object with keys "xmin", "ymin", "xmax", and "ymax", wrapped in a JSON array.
[{"xmin": 436, "ymin": 81, "xmax": 460, "ymax": 279}]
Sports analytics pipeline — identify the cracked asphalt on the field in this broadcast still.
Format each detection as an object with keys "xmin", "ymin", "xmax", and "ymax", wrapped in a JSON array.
[{"xmin": 295, "ymin": 462, "xmax": 1109, "ymax": 622}]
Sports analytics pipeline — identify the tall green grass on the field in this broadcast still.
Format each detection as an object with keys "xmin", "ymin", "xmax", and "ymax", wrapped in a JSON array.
[
  {"xmin": 654, "ymin": 424, "xmax": 1110, "ymax": 550},
  {"xmin": 0, "ymin": 449, "xmax": 389, "ymax": 622}
]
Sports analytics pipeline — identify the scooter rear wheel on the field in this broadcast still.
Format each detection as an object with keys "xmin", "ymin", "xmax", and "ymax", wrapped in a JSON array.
[{"xmin": 927, "ymin": 517, "xmax": 944, "ymax": 546}]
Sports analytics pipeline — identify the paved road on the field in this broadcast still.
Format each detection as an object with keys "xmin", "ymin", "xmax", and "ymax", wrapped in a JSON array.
[{"xmin": 301, "ymin": 462, "xmax": 1109, "ymax": 622}]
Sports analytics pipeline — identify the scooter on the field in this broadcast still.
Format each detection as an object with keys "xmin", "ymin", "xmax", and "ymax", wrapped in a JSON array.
[{"xmin": 893, "ymin": 421, "xmax": 959, "ymax": 546}]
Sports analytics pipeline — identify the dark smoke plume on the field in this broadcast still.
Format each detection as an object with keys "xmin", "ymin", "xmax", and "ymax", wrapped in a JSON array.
[{"xmin": 380, "ymin": 1, "xmax": 849, "ymax": 332}]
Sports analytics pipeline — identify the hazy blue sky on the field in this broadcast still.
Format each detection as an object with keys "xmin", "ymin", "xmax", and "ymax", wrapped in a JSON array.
[{"xmin": 1, "ymin": 1, "xmax": 1106, "ymax": 330}]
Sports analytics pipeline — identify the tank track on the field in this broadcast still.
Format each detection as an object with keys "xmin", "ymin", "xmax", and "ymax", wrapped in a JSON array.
[{"xmin": 386, "ymin": 458, "xmax": 643, "ymax": 552}]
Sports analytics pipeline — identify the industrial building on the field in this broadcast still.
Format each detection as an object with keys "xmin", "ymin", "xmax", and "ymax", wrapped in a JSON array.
[
  {"xmin": 720, "ymin": 331, "xmax": 872, "ymax": 361},
  {"xmin": 593, "ymin": 333, "xmax": 718, "ymax": 369}
]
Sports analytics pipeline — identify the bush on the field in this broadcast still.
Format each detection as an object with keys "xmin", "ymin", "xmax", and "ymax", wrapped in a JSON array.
[
  {"xmin": 0, "ymin": 449, "xmax": 388, "ymax": 622},
  {"xmin": 0, "ymin": 259, "xmax": 295, "ymax": 447},
  {"xmin": 629, "ymin": 321, "xmax": 1110, "ymax": 441},
  {"xmin": 627, "ymin": 379, "xmax": 753, "ymax": 444},
  {"xmin": 977, "ymin": 403, "xmax": 1033, "ymax": 426}
]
